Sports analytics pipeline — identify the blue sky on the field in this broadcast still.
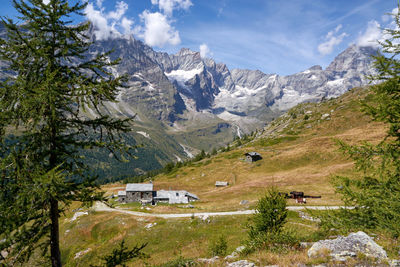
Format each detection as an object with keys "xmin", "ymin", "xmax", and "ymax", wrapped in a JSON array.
[{"xmin": 0, "ymin": 0, "xmax": 398, "ymax": 75}]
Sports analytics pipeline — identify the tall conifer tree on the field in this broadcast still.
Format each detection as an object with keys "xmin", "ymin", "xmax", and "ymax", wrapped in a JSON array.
[
  {"xmin": 0, "ymin": 0, "xmax": 131, "ymax": 266},
  {"xmin": 321, "ymin": 6, "xmax": 400, "ymax": 237}
]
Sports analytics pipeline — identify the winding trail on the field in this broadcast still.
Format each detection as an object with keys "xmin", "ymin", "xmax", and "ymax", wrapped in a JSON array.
[{"xmin": 93, "ymin": 202, "xmax": 349, "ymax": 219}]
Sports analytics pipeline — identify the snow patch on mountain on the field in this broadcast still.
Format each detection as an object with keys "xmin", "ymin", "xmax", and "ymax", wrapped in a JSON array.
[
  {"xmin": 165, "ymin": 68, "xmax": 203, "ymax": 88},
  {"xmin": 137, "ymin": 131, "xmax": 150, "ymax": 139},
  {"xmin": 180, "ymin": 144, "xmax": 194, "ymax": 158},
  {"xmin": 327, "ymin": 78, "xmax": 345, "ymax": 87}
]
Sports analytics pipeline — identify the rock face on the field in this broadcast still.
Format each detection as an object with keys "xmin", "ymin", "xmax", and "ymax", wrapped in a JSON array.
[{"xmin": 308, "ymin": 231, "xmax": 388, "ymax": 260}]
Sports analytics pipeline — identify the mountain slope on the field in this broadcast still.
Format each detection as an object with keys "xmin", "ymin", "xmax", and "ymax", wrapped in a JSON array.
[
  {"xmin": 141, "ymin": 87, "xmax": 386, "ymax": 212},
  {"xmin": 0, "ymin": 22, "xmax": 378, "ymax": 180}
]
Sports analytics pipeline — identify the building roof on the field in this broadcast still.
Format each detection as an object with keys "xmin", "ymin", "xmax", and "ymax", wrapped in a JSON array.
[
  {"xmin": 245, "ymin": 152, "xmax": 261, "ymax": 157},
  {"xmin": 154, "ymin": 190, "xmax": 199, "ymax": 200},
  {"xmin": 126, "ymin": 183, "xmax": 153, "ymax": 192},
  {"xmin": 118, "ymin": 191, "xmax": 126, "ymax": 196}
]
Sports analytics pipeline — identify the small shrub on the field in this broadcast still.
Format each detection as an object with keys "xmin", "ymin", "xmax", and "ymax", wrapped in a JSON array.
[
  {"xmin": 209, "ymin": 235, "xmax": 228, "ymax": 257},
  {"xmin": 244, "ymin": 188, "xmax": 298, "ymax": 252}
]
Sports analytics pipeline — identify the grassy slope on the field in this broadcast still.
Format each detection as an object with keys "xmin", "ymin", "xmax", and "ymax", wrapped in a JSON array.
[
  {"xmin": 51, "ymin": 87, "xmax": 393, "ymax": 266},
  {"xmin": 111, "ymin": 87, "xmax": 385, "ymax": 212}
]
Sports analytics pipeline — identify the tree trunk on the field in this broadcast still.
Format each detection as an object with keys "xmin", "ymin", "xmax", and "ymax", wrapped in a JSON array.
[{"xmin": 50, "ymin": 198, "xmax": 62, "ymax": 267}]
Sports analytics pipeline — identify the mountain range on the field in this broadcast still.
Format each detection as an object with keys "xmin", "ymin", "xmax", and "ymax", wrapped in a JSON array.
[{"xmin": 0, "ymin": 23, "xmax": 377, "ymax": 180}]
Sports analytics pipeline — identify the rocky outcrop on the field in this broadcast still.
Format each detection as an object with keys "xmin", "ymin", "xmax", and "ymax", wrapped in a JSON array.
[{"xmin": 308, "ymin": 231, "xmax": 388, "ymax": 261}]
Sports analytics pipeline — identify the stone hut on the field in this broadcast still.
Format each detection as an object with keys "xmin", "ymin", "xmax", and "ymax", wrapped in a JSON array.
[
  {"xmin": 125, "ymin": 183, "xmax": 154, "ymax": 204},
  {"xmin": 244, "ymin": 152, "xmax": 262, "ymax": 162}
]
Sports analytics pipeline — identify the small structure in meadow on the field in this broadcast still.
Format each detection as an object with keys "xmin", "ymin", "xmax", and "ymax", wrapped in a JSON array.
[
  {"xmin": 117, "ymin": 191, "xmax": 127, "ymax": 203},
  {"xmin": 215, "ymin": 181, "xmax": 229, "ymax": 187},
  {"xmin": 244, "ymin": 152, "xmax": 262, "ymax": 162}
]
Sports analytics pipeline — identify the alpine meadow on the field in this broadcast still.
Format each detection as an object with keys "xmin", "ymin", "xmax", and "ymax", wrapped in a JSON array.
[{"xmin": 0, "ymin": 0, "xmax": 400, "ymax": 266}]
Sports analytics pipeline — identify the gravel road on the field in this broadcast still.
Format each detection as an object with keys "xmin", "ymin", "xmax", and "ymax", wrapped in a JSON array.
[{"xmin": 93, "ymin": 202, "xmax": 348, "ymax": 219}]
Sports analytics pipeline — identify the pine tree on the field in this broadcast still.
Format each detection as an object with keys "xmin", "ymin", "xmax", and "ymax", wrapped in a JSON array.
[
  {"xmin": 0, "ymin": 0, "xmax": 132, "ymax": 266},
  {"xmin": 321, "ymin": 6, "xmax": 400, "ymax": 237}
]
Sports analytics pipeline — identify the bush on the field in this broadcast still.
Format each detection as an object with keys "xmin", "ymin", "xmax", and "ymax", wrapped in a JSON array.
[{"xmin": 209, "ymin": 235, "xmax": 228, "ymax": 257}]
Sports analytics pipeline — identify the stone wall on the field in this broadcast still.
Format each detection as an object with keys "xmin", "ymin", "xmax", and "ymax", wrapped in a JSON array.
[{"xmin": 126, "ymin": 191, "xmax": 153, "ymax": 202}]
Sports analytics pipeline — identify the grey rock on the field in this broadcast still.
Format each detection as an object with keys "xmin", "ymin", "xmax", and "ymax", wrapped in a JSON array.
[
  {"xmin": 226, "ymin": 260, "xmax": 257, "ymax": 267},
  {"xmin": 300, "ymin": 242, "xmax": 315, "ymax": 249},
  {"xmin": 321, "ymin": 113, "xmax": 330, "ymax": 120},
  {"xmin": 308, "ymin": 231, "xmax": 387, "ymax": 260},
  {"xmin": 240, "ymin": 200, "xmax": 249, "ymax": 205},
  {"xmin": 198, "ymin": 256, "xmax": 219, "ymax": 263},
  {"xmin": 225, "ymin": 245, "xmax": 246, "ymax": 260},
  {"xmin": 390, "ymin": 259, "xmax": 400, "ymax": 267},
  {"xmin": 1, "ymin": 250, "xmax": 8, "ymax": 259}
]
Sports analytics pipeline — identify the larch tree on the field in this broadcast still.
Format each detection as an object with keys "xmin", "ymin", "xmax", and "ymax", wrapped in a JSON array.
[
  {"xmin": 321, "ymin": 6, "xmax": 400, "ymax": 238},
  {"xmin": 0, "ymin": 0, "xmax": 132, "ymax": 266}
]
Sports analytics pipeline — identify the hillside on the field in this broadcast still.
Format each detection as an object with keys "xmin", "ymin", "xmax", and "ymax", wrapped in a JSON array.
[
  {"xmin": 47, "ymin": 86, "xmax": 394, "ymax": 267},
  {"xmin": 110, "ymin": 86, "xmax": 386, "ymax": 212}
]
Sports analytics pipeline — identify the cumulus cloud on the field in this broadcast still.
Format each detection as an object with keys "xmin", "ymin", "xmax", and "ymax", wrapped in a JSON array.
[
  {"xmin": 318, "ymin": 24, "xmax": 348, "ymax": 55},
  {"xmin": 84, "ymin": 1, "xmax": 135, "ymax": 40},
  {"xmin": 139, "ymin": 11, "xmax": 180, "ymax": 47},
  {"xmin": 199, "ymin": 43, "xmax": 210, "ymax": 58},
  {"xmin": 356, "ymin": 20, "xmax": 382, "ymax": 48},
  {"xmin": 151, "ymin": 0, "xmax": 193, "ymax": 17}
]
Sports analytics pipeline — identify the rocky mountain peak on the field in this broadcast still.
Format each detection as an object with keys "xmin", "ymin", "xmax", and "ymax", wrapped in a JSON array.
[
  {"xmin": 177, "ymin": 48, "xmax": 198, "ymax": 57},
  {"xmin": 308, "ymin": 65, "xmax": 323, "ymax": 71},
  {"xmin": 326, "ymin": 44, "xmax": 376, "ymax": 73}
]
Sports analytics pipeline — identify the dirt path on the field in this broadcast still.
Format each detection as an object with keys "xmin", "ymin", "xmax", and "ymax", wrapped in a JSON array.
[{"xmin": 92, "ymin": 202, "xmax": 348, "ymax": 219}]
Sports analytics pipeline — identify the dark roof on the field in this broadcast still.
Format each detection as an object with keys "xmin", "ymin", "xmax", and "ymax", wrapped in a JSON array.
[{"xmin": 245, "ymin": 152, "xmax": 261, "ymax": 157}]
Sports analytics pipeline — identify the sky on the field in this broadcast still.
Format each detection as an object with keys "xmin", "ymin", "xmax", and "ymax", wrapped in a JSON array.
[{"xmin": 0, "ymin": 0, "xmax": 398, "ymax": 75}]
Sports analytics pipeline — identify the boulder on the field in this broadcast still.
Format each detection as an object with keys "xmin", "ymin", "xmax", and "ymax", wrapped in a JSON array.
[
  {"xmin": 321, "ymin": 113, "xmax": 330, "ymax": 120},
  {"xmin": 198, "ymin": 256, "xmax": 219, "ymax": 264},
  {"xmin": 224, "ymin": 245, "xmax": 246, "ymax": 260},
  {"xmin": 226, "ymin": 260, "xmax": 257, "ymax": 267},
  {"xmin": 308, "ymin": 231, "xmax": 387, "ymax": 261}
]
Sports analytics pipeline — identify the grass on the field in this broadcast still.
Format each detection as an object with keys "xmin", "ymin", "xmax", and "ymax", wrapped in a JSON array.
[{"xmin": 57, "ymin": 208, "xmax": 329, "ymax": 266}]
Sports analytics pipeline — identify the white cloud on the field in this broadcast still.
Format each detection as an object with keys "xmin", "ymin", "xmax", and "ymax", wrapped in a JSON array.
[
  {"xmin": 151, "ymin": 0, "xmax": 193, "ymax": 17},
  {"xmin": 107, "ymin": 1, "xmax": 128, "ymax": 20},
  {"xmin": 318, "ymin": 24, "xmax": 348, "ymax": 55},
  {"xmin": 139, "ymin": 11, "xmax": 180, "ymax": 47},
  {"xmin": 199, "ymin": 43, "xmax": 210, "ymax": 58},
  {"xmin": 43, "ymin": 0, "xmax": 50, "ymax": 4},
  {"xmin": 84, "ymin": 1, "xmax": 135, "ymax": 40},
  {"xmin": 356, "ymin": 20, "xmax": 382, "ymax": 48}
]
